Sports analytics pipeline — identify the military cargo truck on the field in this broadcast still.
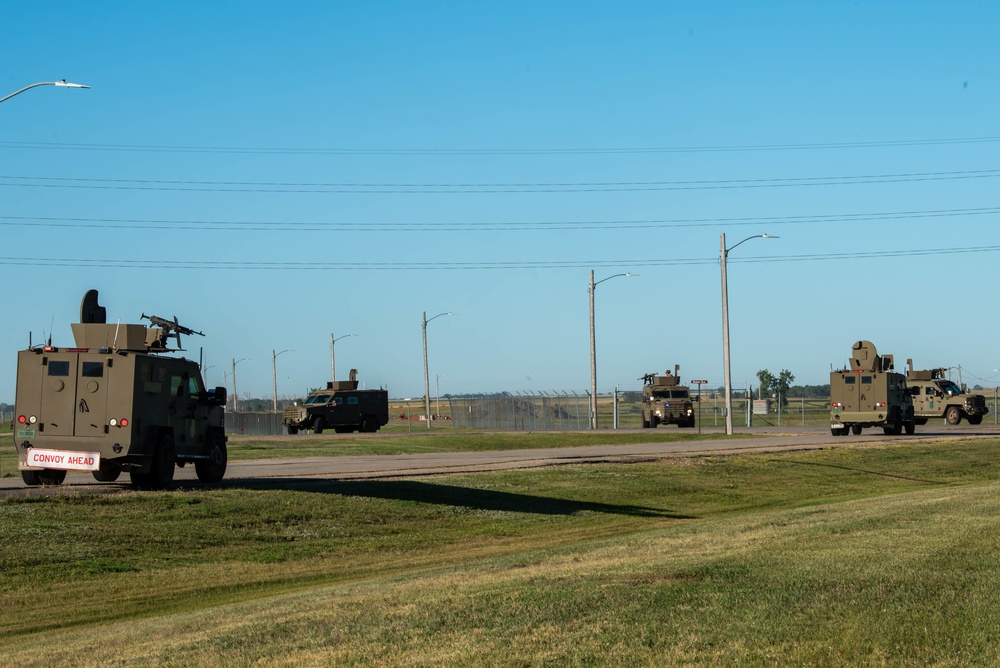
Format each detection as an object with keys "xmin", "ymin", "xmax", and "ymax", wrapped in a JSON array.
[
  {"xmin": 830, "ymin": 340, "xmax": 916, "ymax": 436},
  {"xmin": 282, "ymin": 369, "xmax": 388, "ymax": 434},
  {"xmin": 12, "ymin": 290, "xmax": 228, "ymax": 488},
  {"xmin": 640, "ymin": 366, "xmax": 696, "ymax": 428},
  {"xmin": 905, "ymin": 362, "xmax": 988, "ymax": 426}
]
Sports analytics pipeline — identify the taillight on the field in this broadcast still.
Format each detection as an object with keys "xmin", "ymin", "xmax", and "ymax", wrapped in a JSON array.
[
  {"xmin": 120, "ymin": 418, "xmax": 128, "ymax": 427},
  {"xmin": 109, "ymin": 418, "xmax": 129, "ymax": 428},
  {"xmin": 17, "ymin": 415, "xmax": 26, "ymax": 424}
]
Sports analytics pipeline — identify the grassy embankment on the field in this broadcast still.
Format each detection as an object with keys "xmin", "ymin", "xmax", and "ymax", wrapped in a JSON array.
[{"xmin": 2, "ymin": 437, "xmax": 1000, "ymax": 664}]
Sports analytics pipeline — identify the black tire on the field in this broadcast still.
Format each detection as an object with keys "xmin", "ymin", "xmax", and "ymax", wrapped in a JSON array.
[
  {"xmin": 851, "ymin": 424, "xmax": 863, "ymax": 435},
  {"xmin": 839, "ymin": 426, "xmax": 850, "ymax": 436},
  {"xmin": 21, "ymin": 470, "xmax": 41, "ymax": 486},
  {"xmin": 946, "ymin": 406, "xmax": 962, "ymax": 426},
  {"xmin": 904, "ymin": 421, "xmax": 916, "ymax": 435},
  {"xmin": 152, "ymin": 435, "xmax": 177, "ymax": 489},
  {"xmin": 37, "ymin": 469, "xmax": 67, "ymax": 486},
  {"xmin": 915, "ymin": 417, "xmax": 928, "ymax": 426},
  {"xmin": 830, "ymin": 427, "xmax": 840, "ymax": 436},
  {"xmin": 312, "ymin": 417, "xmax": 324, "ymax": 434},
  {"xmin": 892, "ymin": 418, "xmax": 903, "ymax": 435},
  {"xmin": 650, "ymin": 415, "xmax": 659, "ymax": 429},
  {"xmin": 361, "ymin": 415, "xmax": 379, "ymax": 433},
  {"xmin": 287, "ymin": 426, "xmax": 299, "ymax": 435},
  {"xmin": 195, "ymin": 435, "xmax": 227, "ymax": 483},
  {"xmin": 92, "ymin": 461, "xmax": 122, "ymax": 482},
  {"xmin": 968, "ymin": 415, "xmax": 983, "ymax": 425},
  {"xmin": 641, "ymin": 414, "xmax": 650, "ymax": 429}
]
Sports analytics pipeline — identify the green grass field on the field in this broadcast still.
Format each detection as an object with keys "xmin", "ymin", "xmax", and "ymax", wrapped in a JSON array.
[{"xmin": 3, "ymin": 436, "xmax": 1000, "ymax": 665}]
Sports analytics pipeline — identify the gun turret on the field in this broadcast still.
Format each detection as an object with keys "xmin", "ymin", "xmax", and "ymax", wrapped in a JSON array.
[{"xmin": 141, "ymin": 313, "xmax": 204, "ymax": 350}]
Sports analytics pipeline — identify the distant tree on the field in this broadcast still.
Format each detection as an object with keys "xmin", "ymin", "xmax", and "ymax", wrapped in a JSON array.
[
  {"xmin": 775, "ymin": 370, "xmax": 795, "ymax": 407},
  {"xmin": 756, "ymin": 370, "xmax": 775, "ymax": 397}
]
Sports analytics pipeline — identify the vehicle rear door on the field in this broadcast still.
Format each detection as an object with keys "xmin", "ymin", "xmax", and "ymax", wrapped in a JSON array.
[
  {"xmin": 40, "ymin": 354, "xmax": 79, "ymax": 436},
  {"xmin": 73, "ymin": 354, "xmax": 109, "ymax": 437}
]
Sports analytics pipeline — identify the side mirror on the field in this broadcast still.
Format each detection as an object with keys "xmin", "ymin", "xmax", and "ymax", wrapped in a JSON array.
[{"xmin": 209, "ymin": 386, "xmax": 228, "ymax": 406}]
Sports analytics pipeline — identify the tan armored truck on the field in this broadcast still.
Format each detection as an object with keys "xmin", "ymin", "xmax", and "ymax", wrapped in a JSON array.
[
  {"xmin": 830, "ymin": 340, "xmax": 916, "ymax": 436},
  {"xmin": 640, "ymin": 366, "xmax": 696, "ymax": 428},
  {"xmin": 282, "ymin": 369, "xmax": 389, "ymax": 434},
  {"xmin": 905, "ymin": 362, "xmax": 988, "ymax": 426},
  {"xmin": 12, "ymin": 290, "xmax": 228, "ymax": 488}
]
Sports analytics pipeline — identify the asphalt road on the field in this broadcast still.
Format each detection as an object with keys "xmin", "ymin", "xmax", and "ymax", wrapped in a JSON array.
[{"xmin": 3, "ymin": 424, "xmax": 998, "ymax": 497}]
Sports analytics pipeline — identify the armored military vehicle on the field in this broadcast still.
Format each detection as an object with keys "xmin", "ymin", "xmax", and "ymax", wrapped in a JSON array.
[
  {"xmin": 830, "ymin": 340, "xmax": 916, "ymax": 436},
  {"xmin": 905, "ymin": 361, "xmax": 988, "ymax": 426},
  {"xmin": 12, "ymin": 290, "xmax": 228, "ymax": 488},
  {"xmin": 640, "ymin": 366, "xmax": 696, "ymax": 428},
  {"xmin": 282, "ymin": 369, "xmax": 388, "ymax": 434}
]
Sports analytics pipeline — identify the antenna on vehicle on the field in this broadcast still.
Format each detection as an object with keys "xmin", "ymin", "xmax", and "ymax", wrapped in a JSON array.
[{"xmin": 112, "ymin": 319, "xmax": 121, "ymax": 352}]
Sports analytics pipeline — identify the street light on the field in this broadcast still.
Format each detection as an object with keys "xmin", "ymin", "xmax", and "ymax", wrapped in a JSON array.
[
  {"xmin": 0, "ymin": 80, "xmax": 91, "ymax": 105},
  {"xmin": 330, "ymin": 333, "xmax": 358, "ymax": 383},
  {"xmin": 589, "ymin": 270, "xmax": 637, "ymax": 430},
  {"xmin": 272, "ymin": 349, "xmax": 293, "ymax": 412},
  {"xmin": 721, "ymin": 233, "xmax": 779, "ymax": 435},
  {"xmin": 422, "ymin": 311, "xmax": 452, "ymax": 429},
  {"xmin": 231, "ymin": 357, "xmax": 249, "ymax": 413}
]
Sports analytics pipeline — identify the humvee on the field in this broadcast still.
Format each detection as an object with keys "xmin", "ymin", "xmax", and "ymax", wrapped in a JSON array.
[
  {"xmin": 830, "ymin": 340, "xmax": 916, "ymax": 436},
  {"xmin": 282, "ymin": 369, "xmax": 389, "ymax": 434},
  {"xmin": 12, "ymin": 290, "xmax": 228, "ymax": 488},
  {"xmin": 640, "ymin": 366, "xmax": 696, "ymax": 428},
  {"xmin": 905, "ymin": 362, "xmax": 988, "ymax": 426}
]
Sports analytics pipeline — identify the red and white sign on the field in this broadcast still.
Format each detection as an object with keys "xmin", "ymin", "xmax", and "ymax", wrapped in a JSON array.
[{"xmin": 26, "ymin": 448, "xmax": 101, "ymax": 471}]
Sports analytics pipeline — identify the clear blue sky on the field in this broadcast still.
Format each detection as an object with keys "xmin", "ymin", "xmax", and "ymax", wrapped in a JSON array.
[{"xmin": 3, "ymin": 2, "xmax": 998, "ymax": 402}]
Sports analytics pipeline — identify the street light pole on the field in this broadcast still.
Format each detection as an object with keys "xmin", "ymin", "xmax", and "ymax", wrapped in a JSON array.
[
  {"xmin": 330, "ymin": 333, "xmax": 358, "ymax": 383},
  {"xmin": 422, "ymin": 311, "xmax": 452, "ymax": 429},
  {"xmin": 271, "ymin": 349, "xmax": 293, "ymax": 412},
  {"xmin": 721, "ymin": 233, "xmax": 778, "ymax": 435},
  {"xmin": 0, "ymin": 80, "xmax": 90, "ymax": 105},
  {"xmin": 231, "ymin": 357, "xmax": 249, "ymax": 413},
  {"xmin": 589, "ymin": 270, "xmax": 636, "ymax": 430}
]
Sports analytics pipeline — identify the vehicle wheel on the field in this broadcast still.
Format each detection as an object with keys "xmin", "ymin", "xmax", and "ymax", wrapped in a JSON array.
[
  {"xmin": 641, "ymin": 415, "xmax": 650, "ymax": 429},
  {"xmin": 195, "ymin": 434, "xmax": 227, "ymax": 483},
  {"xmin": 287, "ymin": 426, "xmax": 298, "ymax": 435},
  {"xmin": 37, "ymin": 469, "xmax": 67, "ymax": 486},
  {"xmin": 851, "ymin": 424, "xmax": 863, "ymax": 435},
  {"xmin": 92, "ymin": 461, "xmax": 122, "ymax": 482},
  {"xmin": 151, "ymin": 435, "xmax": 177, "ymax": 489},
  {"xmin": 650, "ymin": 415, "xmax": 659, "ymax": 428},
  {"xmin": 892, "ymin": 418, "xmax": 903, "ymax": 435},
  {"xmin": 312, "ymin": 417, "xmax": 324, "ymax": 434},
  {"xmin": 21, "ymin": 470, "xmax": 41, "ymax": 486},
  {"xmin": 129, "ymin": 470, "xmax": 153, "ymax": 488},
  {"xmin": 968, "ymin": 415, "xmax": 983, "ymax": 425},
  {"xmin": 946, "ymin": 406, "xmax": 962, "ymax": 426},
  {"xmin": 361, "ymin": 415, "xmax": 379, "ymax": 433},
  {"xmin": 840, "ymin": 426, "xmax": 850, "ymax": 436},
  {"xmin": 904, "ymin": 421, "xmax": 916, "ymax": 435},
  {"xmin": 915, "ymin": 417, "xmax": 928, "ymax": 426}
]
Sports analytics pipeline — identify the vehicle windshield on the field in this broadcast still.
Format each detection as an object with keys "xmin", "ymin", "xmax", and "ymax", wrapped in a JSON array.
[
  {"xmin": 938, "ymin": 381, "xmax": 962, "ymax": 395},
  {"xmin": 304, "ymin": 394, "xmax": 332, "ymax": 405},
  {"xmin": 652, "ymin": 390, "xmax": 689, "ymax": 400}
]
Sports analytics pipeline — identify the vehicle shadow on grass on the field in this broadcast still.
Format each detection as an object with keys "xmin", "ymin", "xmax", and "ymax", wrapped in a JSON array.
[{"xmin": 221, "ymin": 478, "xmax": 692, "ymax": 519}]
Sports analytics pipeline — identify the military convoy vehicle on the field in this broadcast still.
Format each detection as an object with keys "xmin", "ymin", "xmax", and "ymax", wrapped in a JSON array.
[
  {"xmin": 640, "ymin": 366, "xmax": 696, "ymax": 428},
  {"xmin": 905, "ymin": 362, "xmax": 988, "ymax": 426},
  {"xmin": 12, "ymin": 290, "xmax": 228, "ymax": 488},
  {"xmin": 830, "ymin": 340, "xmax": 916, "ymax": 436},
  {"xmin": 282, "ymin": 369, "xmax": 389, "ymax": 434}
]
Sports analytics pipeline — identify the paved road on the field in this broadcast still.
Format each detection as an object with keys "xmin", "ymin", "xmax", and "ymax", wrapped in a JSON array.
[{"xmin": 3, "ymin": 424, "xmax": 998, "ymax": 496}]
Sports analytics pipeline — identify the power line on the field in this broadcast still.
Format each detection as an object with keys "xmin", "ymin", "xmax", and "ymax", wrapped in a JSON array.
[
  {"xmin": 2, "ymin": 245, "xmax": 997, "ymax": 271},
  {"xmin": 2, "ymin": 135, "xmax": 1000, "ymax": 155},
  {"xmin": 2, "ymin": 205, "xmax": 999, "ymax": 232},
  {"xmin": 2, "ymin": 169, "xmax": 1000, "ymax": 194}
]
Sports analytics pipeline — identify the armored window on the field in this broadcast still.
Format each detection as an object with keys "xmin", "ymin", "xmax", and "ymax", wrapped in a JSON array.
[
  {"xmin": 926, "ymin": 387, "xmax": 935, "ymax": 395},
  {"xmin": 81, "ymin": 362, "xmax": 103, "ymax": 378},
  {"xmin": 48, "ymin": 361, "xmax": 70, "ymax": 376},
  {"xmin": 187, "ymin": 377, "xmax": 201, "ymax": 396},
  {"xmin": 348, "ymin": 396, "xmax": 359, "ymax": 405},
  {"xmin": 861, "ymin": 376, "xmax": 873, "ymax": 384},
  {"xmin": 333, "ymin": 397, "xmax": 343, "ymax": 406},
  {"xmin": 171, "ymin": 376, "xmax": 184, "ymax": 397},
  {"xmin": 843, "ymin": 376, "xmax": 855, "ymax": 385}
]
